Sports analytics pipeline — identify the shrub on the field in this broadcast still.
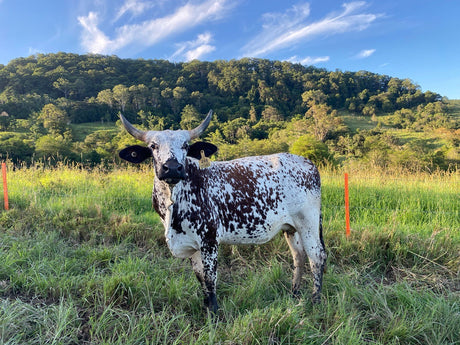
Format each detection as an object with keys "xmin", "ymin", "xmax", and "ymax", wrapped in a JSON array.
[{"xmin": 290, "ymin": 134, "xmax": 335, "ymax": 166}]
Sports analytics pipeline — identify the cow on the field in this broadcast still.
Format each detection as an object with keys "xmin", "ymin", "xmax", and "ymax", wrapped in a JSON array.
[{"xmin": 118, "ymin": 110, "xmax": 327, "ymax": 313}]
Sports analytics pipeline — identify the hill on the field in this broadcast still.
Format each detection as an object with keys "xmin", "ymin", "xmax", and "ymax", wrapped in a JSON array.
[{"xmin": 0, "ymin": 53, "xmax": 458, "ymax": 170}]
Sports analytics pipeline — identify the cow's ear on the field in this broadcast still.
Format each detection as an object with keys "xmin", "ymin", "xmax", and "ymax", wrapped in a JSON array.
[
  {"xmin": 187, "ymin": 142, "xmax": 218, "ymax": 159},
  {"xmin": 119, "ymin": 145, "xmax": 152, "ymax": 163}
]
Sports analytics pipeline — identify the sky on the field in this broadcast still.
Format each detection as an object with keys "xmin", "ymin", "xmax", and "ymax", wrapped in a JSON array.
[{"xmin": 0, "ymin": 0, "xmax": 459, "ymax": 99}]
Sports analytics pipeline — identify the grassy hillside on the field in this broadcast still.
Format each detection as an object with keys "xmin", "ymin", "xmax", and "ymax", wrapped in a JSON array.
[
  {"xmin": 69, "ymin": 122, "xmax": 118, "ymax": 142},
  {"xmin": 0, "ymin": 165, "xmax": 458, "ymax": 344},
  {"xmin": 449, "ymin": 99, "xmax": 460, "ymax": 120}
]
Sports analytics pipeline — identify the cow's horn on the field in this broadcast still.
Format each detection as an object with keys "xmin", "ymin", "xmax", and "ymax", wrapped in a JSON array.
[
  {"xmin": 189, "ymin": 110, "xmax": 213, "ymax": 140},
  {"xmin": 119, "ymin": 113, "xmax": 147, "ymax": 142}
]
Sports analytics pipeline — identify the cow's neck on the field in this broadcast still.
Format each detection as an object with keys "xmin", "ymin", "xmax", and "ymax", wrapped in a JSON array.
[
  {"xmin": 152, "ymin": 177, "xmax": 182, "ymax": 224},
  {"xmin": 152, "ymin": 159, "xmax": 202, "ymax": 228}
]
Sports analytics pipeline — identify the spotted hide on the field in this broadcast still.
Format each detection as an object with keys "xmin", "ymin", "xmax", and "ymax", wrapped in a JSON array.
[{"xmin": 119, "ymin": 110, "xmax": 327, "ymax": 313}]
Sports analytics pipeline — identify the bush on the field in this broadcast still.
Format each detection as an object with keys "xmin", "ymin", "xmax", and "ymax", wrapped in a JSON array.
[
  {"xmin": 0, "ymin": 134, "xmax": 35, "ymax": 163},
  {"xmin": 35, "ymin": 135, "xmax": 75, "ymax": 162},
  {"xmin": 289, "ymin": 134, "xmax": 335, "ymax": 166},
  {"xmin": 216, "ymin": 138, "xmax": 288, "ymax": 160}
]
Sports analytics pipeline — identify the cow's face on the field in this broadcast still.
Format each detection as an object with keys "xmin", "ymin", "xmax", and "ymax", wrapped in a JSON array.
[
  {"xmin": 119, "ymin": 111, "xmax": 217, "ymax": 185},
  {"xmin": 147, "ymin": 130, "xmax": 190, "ymax": 184}
]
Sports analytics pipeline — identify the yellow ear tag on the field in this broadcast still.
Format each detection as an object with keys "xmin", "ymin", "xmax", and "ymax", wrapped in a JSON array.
[{"xmin": 199, "ymin": 150, "xmax": 211, "ymax": 169}]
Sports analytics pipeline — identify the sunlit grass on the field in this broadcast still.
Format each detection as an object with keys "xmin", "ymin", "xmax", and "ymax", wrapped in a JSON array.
[
  {"xmin": 69, "ymin": 122, "xmax": 117, "ymax": 141},
  {"xmin": 0, "ymin": 164, "xmax": 459, "ymax": 344},
  {"xmin": 322, "ymin": 169, "xmax": 459, "ymax": 239}
]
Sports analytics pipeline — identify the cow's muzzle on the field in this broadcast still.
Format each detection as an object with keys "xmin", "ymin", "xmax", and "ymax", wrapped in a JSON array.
[{"xmin": 158, "ymin": 158, "xmax": 186, "ymax": 185}]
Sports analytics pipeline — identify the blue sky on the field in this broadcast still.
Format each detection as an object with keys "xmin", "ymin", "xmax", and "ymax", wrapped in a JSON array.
[{"xmin": 0, "ymin": 0, "xmax": 459, "ymax": 99}]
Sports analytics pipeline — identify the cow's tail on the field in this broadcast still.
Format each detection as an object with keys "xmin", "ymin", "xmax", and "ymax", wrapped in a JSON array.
[{"xmin": 320, "ymin": 211, "xmax": 327, "ymax": 274}]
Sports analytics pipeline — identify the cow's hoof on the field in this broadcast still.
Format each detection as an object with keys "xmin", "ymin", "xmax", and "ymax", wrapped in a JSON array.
[{"xmin": 204, "ymin": 293, "xmax": 219, "ymax": 315}]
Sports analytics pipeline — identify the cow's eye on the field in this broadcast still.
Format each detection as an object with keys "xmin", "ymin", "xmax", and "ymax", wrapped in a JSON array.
[
  {"xmin": 150, "ymin": 143, "xmax": 158, "ymax": 150},
  {"xmin": 182, "ymin": 143, "xmax": 189, "ymax": 150}
]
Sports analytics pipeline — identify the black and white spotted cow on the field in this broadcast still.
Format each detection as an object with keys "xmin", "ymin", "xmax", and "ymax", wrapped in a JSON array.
[{"xmin": 118, "ymin": 110, "xmax": 327, "ymax": 313}]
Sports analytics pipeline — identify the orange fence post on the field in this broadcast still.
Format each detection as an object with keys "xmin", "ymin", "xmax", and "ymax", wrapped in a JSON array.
[
  {"xmin": 344, "ymin": 172, "xmax": 350, "ymax": 237},
  {"xmin": 2, "ymin": 162, "xmax": 8, "ymax": 210}
]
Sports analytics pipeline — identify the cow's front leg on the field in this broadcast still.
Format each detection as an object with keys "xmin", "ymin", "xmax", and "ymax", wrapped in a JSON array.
[
  {"xmin": 190, "ymin": 244, "xmax": 218, "ymax": 313},
  {"xmin": 189, "ymin": 251, "xmax": 210, "ymax": 308}
]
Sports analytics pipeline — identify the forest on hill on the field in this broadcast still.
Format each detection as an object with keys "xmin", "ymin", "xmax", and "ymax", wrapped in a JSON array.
[{"xmin": 0, "ymin": 52, "xmax": 458, "ymax": 170}]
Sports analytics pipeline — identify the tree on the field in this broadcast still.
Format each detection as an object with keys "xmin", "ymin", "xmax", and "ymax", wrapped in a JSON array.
[
  {"xmin": 258, "ymin": 80, "xmax": 274, "ymax": 104},
  {"xmin": 35, "ymin": 134, "xmax": 72, "ymax": 160},
  {"xmin": 302, "ymin": 89, "xmax": 327, "ymax": 105},
  {"xmin": 172, "ymin": 86, "xmax": 188, "ymax": 114},
  {"xmin": 53, "ymin": 77, "xmax": 72, "ymax": 98},
  {"xmin": 112, "ymin": 84, "xmax": 130, "ymax": 112},
  {"xmin": 147, "ymin": 115, "xmax": 165, "ymax": 131},
  {"xmin": 249, "ymin": 105, "xmax": 257, "ymax": 123},
  {"xmin": 0, "ymin": 134, "xmax": 34, "ymax": 163},
  {"xmin": 129, "ymin": 84, "xmax": 149, "ymax": 110},
  {"xmin": 362, "ymin": 104, "xmax": 376, "ymax": 117},
  {"xmin": 81, "ymin": 129, "xmax": 118, "ymax": 162},
  {"xmin": 38, "ymin": 103, "xmax": 69, "ymax": 136},
  {"xmin": 0, "ymin": 111, "xmax": 10, "ymax": 130},
  {"xmin": 137, "ymin": 110, "xmax": 149, "ymax": 127},
  {"xmin": 305, "ymin": 102, "xmax": 341, "ymax": 141},
  {"xmin": 190, "ymin": 91, "xmax": 204, "ymax": 109},
  {"xmin": 97, "ymin": 89, "xmax": 114, "ymax": 108},
  {"xmin": 261, "ymin": 105, "xmax": 283, "ymax": 122},
  {"xmin": 180, "ymin": 105, "xmax": 201, "ymax": 130}
]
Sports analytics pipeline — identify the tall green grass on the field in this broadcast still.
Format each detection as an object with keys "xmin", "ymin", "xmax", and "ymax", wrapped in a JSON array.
[{"xmin": 0, "ymin": 164, "xmax": 459, "ymax": 344}]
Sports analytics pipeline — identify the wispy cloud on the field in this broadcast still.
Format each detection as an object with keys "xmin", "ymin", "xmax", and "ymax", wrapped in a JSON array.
[
  {"xmin": 242, "ymin": 1, "xmax": 381, "ymax": 58},
  {"xmin": 28, "ymin": 47, "xmax": 44, "ymax": 56},
  {"xmin": 113, "ymin": 0, "xmax": 154, "ymax": 23},
  {"xmin": 78, "ymin": 0, "xmax": 230, "ymax": 55},
  {"xmin": 171, "ymin": 32, "xmax": 216, "ymax": 61},
  {"xmin": 287, "ymin": 55, "xmax": 330, "ymax": 65},
  {"xmin": 78, "ymin": 12, "xmax": 113, "ymax": 54},
  {"xmin": 356, "ymin": 48, "xmax": 376, "ymax": 58}
]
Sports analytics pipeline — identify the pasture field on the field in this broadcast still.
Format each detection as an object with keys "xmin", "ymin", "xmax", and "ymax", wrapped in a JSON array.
[{"xmin": 0, "ymin": 164, "xmax": 459, "ymax": 344}]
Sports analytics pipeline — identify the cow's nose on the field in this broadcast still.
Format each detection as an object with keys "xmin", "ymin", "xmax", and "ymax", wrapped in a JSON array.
[
  {"xmin": 162, "ymin": 161, "xmax": 183, "ymax": 173},
  {"xmin": 158, "ymin": 159, "xmax": 186, "ymax": 184}
]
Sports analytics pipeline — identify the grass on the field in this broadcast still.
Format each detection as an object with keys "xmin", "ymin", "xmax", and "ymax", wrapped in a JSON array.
[
  {"xmin": 448, "ymin": 99, "xmax": 460, "ymax": 121},
  {"xmin": 69, "ymin": 122, "xmax": 118, "ymax": 141},
  {"xmin": 0, "ymin": 164, "xmax": 459, "ymax": 344},
  {"xmin": 340, "ymin": 114, "xmax": 378, "ymax": 132}
]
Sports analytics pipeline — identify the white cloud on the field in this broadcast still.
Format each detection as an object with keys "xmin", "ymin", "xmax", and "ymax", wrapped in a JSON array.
[
  {"xmin": 261, "ymin": 3, "xmax": 311, "ymax": 30},
  {"xmin": 287, "ymin": 55, "xmax": 330, "ymax": 65},
  {"xmin": 28, "ymin": 47, "xmax": 44, "ymax": 56},
  {"xmin": 113, "ymin": 0, "xmax": 154, "ymax": 22},
  {"xmin": 171, "ymin": 32, "xmax": 216, "ymax": 61},
  {"xmin": 78, "ymin": 0, "xmax": 230, "ymax": 54},
  {"xmin": 242, "ymin": 1, "xmax": 381, "ymax": 58},
  {"xmin": 186, "ymin": 44, "xmax": 215, "ymax": 61},
  {"xmin": 78, "ymin": 11, "xmax": 113, "ymax": 54},
  {"xmin": 357, "ymin": 48, "xmax": 376, "ymax": 58}
]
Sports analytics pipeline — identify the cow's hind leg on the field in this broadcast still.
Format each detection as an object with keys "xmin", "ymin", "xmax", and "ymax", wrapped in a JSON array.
[
  {"xmin": 189, "ymin": 246, "xmax": 218, "ymax": 313},
  {"xmin": 283, "ymin": 229, "xmax": 306, "ymax": 296},
  {"xmin": 296, "ymin": 210, "xmax": 327, "ymax": 304}
]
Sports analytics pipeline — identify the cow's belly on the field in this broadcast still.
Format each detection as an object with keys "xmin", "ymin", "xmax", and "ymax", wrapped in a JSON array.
[{"xmin": 218, "ymin": 212, "xmax": 292, "ymax": 245}]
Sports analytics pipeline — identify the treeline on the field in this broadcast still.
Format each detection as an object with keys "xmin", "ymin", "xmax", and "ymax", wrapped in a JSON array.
[
  {"xmin": 0, "ymin": 53, "xmax": 458, "ymax": 171},
  {"xmin": 0, "ymin": 52, "xmax": 444, "ymax": 123}
]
